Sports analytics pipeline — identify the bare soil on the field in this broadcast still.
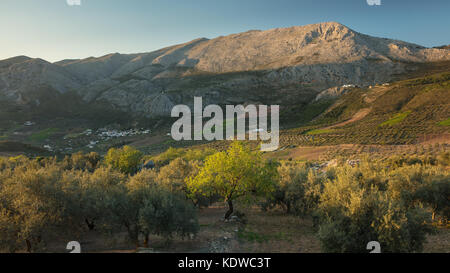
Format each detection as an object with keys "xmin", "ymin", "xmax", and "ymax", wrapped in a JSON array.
[{"xmin": 39, "ymin": 204, "xmax": 449, "ymax": 253}]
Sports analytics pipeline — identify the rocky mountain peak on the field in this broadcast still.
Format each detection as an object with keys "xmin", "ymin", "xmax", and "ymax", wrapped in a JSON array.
[{"xmin": 0, "ymin": 22, "xmax": 449, "ymax": 118}]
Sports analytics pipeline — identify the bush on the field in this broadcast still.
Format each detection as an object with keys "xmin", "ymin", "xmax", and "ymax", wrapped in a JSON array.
[
  {"xmin": 150, "ymin": 147, "xmax": 215, "ymax": 168},
  {"xmin": 105, "ymin": 146, "xmax": 143, "ymax": 175},
  {"xmin": 316, "ymin": 165, "xmax": 434, "ymax": 253},
  {"xmin": 0, "ymin": 162, "xmax": 77, "ymax": 252},
  {"xmin": 108, "ymin": 170, "xmax": 199, "ymax": 247},
  {"xmin": 62, "ymin": 152, "xmax": 101, "ymax": 172},
  {"xmin": 157, "ymin": 158, "xmax": 219, "ymax": 207},
  {"xmin": 414, "ymin": 176, "xmax": 450, "ymax": 222},
  {"xmin": 261, "ymin": 162, "xmax": 323, "ymax": 215},
  {"xmin": 139, "ymin": 189, "xmax": 199, "ymax": 245}
]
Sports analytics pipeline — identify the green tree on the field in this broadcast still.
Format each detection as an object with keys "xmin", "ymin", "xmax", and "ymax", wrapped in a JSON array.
[
  {"xmin": 414, "ymin": 177, "xmax": 450, "ymax": 222},
  {"xmin": 262, "ymin": 162, "xmax": 324, "ymax": 215},
  {"xmin": 317, "ymin": 166, "xmax": 434, "ymax": 253},
  {"xmin": 62, "ymin": 151, "xmax": 101, "ymax": 172},
  {"xmin": 108, "ymin": 170, "xmax": 198, "ymax": 247},
  {"xmin": 105, "ymin": 146, "xmax": 143, "ymax": 175},
  {"xmin": 77, "ymin": 167, "xmax": 126, "ymax": 231},
  {"xmin": 0, "ymin": 163, "xmax": 74, "ymax": 252},
  {"xmin": 157, "ymin": 158, "xmax": 217, "ymax": 207},
  {"xmin": 138, "ymin": 189, "xmax": 199, "ymax": 246},
  {"xmin": 188, "ymin": 142, "xmax": 278, "ymax": 220}
]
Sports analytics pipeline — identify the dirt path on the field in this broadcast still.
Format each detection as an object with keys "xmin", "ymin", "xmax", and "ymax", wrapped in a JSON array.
[
  {"xmin": 363, "ymin": 85, "xmax": 394, "ymax": 103},
  {"xmin": 323, "ymin": 108, "xmax": 372, "ymax": 130}
]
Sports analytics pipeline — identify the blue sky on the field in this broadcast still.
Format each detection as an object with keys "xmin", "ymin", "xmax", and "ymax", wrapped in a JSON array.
[{"xmin": 1, "ymin": 0, "xmax": 449, "ymax": 62}]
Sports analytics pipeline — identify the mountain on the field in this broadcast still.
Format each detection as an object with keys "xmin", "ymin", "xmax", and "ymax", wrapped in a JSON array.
[
  {"xmin": 1, "ymin": 22, "xmax": 449, "ymax": 118},
  {"xmin": 0, "ymin": 57, "xmax": 81, "ymax": 104}
]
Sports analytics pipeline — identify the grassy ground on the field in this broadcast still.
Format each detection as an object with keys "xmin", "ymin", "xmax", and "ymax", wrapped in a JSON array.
[
  {"xmin": 38, "ymin": 204, "xmax": 448, "ymax": 253},
  {"xmin": 380, "ymin": 111, "xmax": 412, "ymax": 127},
  {"xmin": 29, "ymin": 128, "xmax": 59, "ymax": 142},
  {"xmin": 439, "ymin": 118, "xmax": 450, "ymax": 126}
]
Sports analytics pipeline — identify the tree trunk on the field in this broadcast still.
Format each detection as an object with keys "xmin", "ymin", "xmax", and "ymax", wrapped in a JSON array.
[
  {"xmin": 26, "ymin": 239, "xmax": 32, "ymax": 253},
  {"xmin": 125, "ymin": 224, "xmax": 139, "ymax": 248},
  {"xmin": 143, "ymin": 234, "xmax": 149, "ymax": 248},
  {"xmin": 224, "ymin": 199, "xmax": 234, "ymax": 220},
  {"xmin": 85, "ymin": 218, "xmax": 95, "ymax": 231},
  {"xmin": 286, "ymin": 202, "xmax": 291, "ymax": 214}
]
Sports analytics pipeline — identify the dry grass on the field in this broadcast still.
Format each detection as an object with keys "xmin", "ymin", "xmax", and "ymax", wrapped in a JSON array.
[
  {"xmin": 423, "ymin": 228, "xmax": 450, "ymax": 253},
  {"xmin": 32, "ymin": 204, "xmax": 450, "ymax": 253},
  {"xmin": 235, "ymin": 207, "xmax": 321, "ymax": 253}
]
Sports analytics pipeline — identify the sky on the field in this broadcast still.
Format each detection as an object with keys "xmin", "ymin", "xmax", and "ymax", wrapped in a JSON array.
[{"xmin": 0, "ymin": 0, "xmax": 449, "ymax": 62}]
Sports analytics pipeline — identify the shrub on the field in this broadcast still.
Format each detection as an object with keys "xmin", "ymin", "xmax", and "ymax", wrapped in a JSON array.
[
  {"xmin": 105, "ymin": 146, "xmax": 143, "ymax": 175},
  {"xmin": 109, "ymin": 170, "xmax": 199, "ymax": 247},
  {"xmin": 150, "ymin": 147, "xmax": 215, "ymax": 168},
  {"xmin": 316, "ymin": 166, "xmax": 434, "ymax": 253},
  {"xmin": 139, "ymin": 189, "xmax": 199, "ymax": 245},
  {"xmin": 414, "ymin": 176, "xmax": 450, "ymax": 222},
  {"xmin": 157, "ymin": 158, "xmax": 217, "ymax": 207},
  {"xmin": 62, "ymin": 152, "xmax": 101, "ymax": 172},
  {"xmin": 0, "ymin": 162, "xmax": 77, "ymax": 252}
]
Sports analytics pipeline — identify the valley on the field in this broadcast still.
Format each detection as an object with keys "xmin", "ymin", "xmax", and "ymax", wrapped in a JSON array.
[{"xmin": 0, "ymin": 22, "xmax": 448, "ymax": 254}]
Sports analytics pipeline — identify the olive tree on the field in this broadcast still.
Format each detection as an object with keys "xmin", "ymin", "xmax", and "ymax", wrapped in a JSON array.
[
  {"xmin": 109, "ymin": 170, "xmax": 199, "ymax": 247},
  {"xmin": 0, "ymin": 163, "xmax": 74, "ymax": 252},
  {"xmin": 317, "ymin": 166, "xmax": 434, "ymax": 253},
  {"xmin": 105, "ymin": 146, "xmax": 143, "ymax": 175},
  {"xmin": 188, "ymin": 142, "xmax": 278, "ymax": 220}
]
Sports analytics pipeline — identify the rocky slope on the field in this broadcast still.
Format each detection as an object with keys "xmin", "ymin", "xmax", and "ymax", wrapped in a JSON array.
[{"xmin": 1, "ymin": 22, "xmax": 449, "ymax": 118}]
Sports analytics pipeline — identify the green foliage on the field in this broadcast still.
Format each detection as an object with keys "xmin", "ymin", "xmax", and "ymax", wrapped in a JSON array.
[
  {"xmin": 157, "ymin": 158, "xmax": 218, "ymax": 207},
  {"xmin": 112, "ymin": 170, "xmax": 199, "ymax": 246},
  {"xmin": 261, "ymin": 162, "xmax": 324, "ymax": 215},
  {"xmin": 62, "ymin": 151, "xmax": 101, "ymax": 172},
  {"xmin": 138, "ymin": 189, "xmax": 199, "ymax": 242},
  {"xmin": 414, "ymin": 177, "xmax": 450, "ymax": 222},
  {"xmin": 28, "ymin": 128, "xmax": 59, "ymax": 142},
  {"xmin": 438, "ymin": 117, "xmax": 450, "ymax": 126},
  {"xmin": 150, "ymin": 147, "xmax": 215, "ymax": 167},
  {"xmin": 315, "ymin": 163, "xmax": 442, "ymax": 253},
  {"xmin": 105, "ymin": 146, "xmax": 144, "ymax": 175},
  {"xmin": 0, "ymin": 142, "xmax": 448, "ymax": 253},
  {"xmin": 380, "ymin": 111, "xmax": 412, "ymax": 127},
  {"xmin": 0, "ymin": 154, "xmax": 199, "ymax": 251},
  {"xmin": 0, "ymin": 162, "xmax": 79, "ymax": 252},
  {"xmin": 188, "ymin": 141, "xmax": 278, "ymax": 219}
]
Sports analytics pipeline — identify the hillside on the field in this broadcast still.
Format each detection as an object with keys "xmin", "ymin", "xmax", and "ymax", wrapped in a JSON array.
[
  {"xmin": 280, "ymin": 70, "xmax": 450, "ymax": 147},
  {"xmin": 1, "ymin": 22, "xmax": 449, "ymax": 119}
]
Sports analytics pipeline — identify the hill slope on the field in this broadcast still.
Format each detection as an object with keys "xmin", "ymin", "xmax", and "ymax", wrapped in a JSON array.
[
  {"xmin": 1, "ymin": 22, "xmax": 449, "ymax": 118},
  {"xmin": 280, "ymin": 70, "xmax": 450, "ymax": 146}
]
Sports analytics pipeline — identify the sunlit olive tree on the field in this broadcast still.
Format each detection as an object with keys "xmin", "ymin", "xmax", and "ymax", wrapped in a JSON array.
[
  {"xmin": 188, "ymin": 142, "xmax": 278, "ymax": 220},
  {"xmin": 105, "ymin": 145, "xmax": 143, "ymax": 175}
]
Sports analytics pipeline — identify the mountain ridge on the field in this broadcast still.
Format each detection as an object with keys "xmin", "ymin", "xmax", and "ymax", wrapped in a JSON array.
[{"xmin": 0, "ymin": 22, "xmax": 449, "ymax": 118}]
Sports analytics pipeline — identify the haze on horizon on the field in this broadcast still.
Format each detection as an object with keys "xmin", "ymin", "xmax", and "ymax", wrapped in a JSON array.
[{"xmin": 1, "ymin": 0, "xmax": 449, "ymax": 62}]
